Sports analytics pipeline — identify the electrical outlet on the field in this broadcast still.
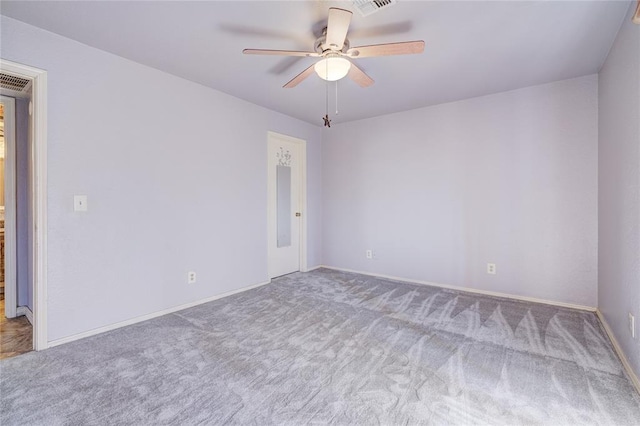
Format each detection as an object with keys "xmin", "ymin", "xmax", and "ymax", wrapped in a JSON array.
[
  {"xmin": 366, "ymin": 250, "xmax": 373, "ymax": 259},
  {"xmin": 487, "ymin": 263, "xmax": 496, "ymax": 275},
  {"xmin": 73, "ymin": 195, "xmax": 88, "ymax": 212},
  {"xmin": 188, "ymin": 271, "xmax": 196, "ymax": 284},
  {"xmin": 630, "ymin": 313, "xmax": 636, "ymax": 338}
]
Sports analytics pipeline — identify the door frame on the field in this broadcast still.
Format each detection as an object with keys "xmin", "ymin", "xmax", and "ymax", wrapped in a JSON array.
[
  {"xmin": 267, "ymin": 131, "xmax": 307, "ymax": 277},
  {"xmin": 1, "ymin": 95, "xmax": 17, "ymax": 318},
  {"xmin": 0, "ymin": 59, "xmax": 48, "ymax": 351}
]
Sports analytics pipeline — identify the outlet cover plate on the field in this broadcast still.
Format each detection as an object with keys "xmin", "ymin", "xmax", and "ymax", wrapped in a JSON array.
[{"xmin": 74, "ymin": 195, "xmax": 88, "ymax": 212}]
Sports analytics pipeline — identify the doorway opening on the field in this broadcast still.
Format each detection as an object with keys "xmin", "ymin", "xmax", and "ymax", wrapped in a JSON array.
[
  {"xmin": 0, "ymin": 97, "xmax": 33, "ymax": 359},
  {"xmin": 0, "ymin": 60, "xmax": 48, "ymax": 352}
]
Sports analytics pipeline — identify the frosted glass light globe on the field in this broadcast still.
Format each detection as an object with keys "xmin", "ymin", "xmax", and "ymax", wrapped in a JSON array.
[{"xmin": 314, "ymin": 57, "xmax": 351, "ymax": 81}]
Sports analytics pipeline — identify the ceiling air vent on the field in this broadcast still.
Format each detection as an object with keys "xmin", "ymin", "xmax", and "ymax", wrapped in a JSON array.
[
  {"xmin": 352, "ymin": 0, "xmax": 397, "ymax": 17},
  {"xmin": 0, "ymin": 73, "xmax": 31, "ymax": 93}
]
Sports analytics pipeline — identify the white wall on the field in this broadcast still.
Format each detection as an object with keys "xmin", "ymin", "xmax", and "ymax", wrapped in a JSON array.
[
  {"xmin": 0, "ymin": 16, "xmax": 322, "ymax": 342},
  {"xmin": 598, "ymin": 2, "xmax": 640, "ymax": 378},
  {"xmin": 323, "ymin": 75, "xmax": 598, "ymax": 307}
]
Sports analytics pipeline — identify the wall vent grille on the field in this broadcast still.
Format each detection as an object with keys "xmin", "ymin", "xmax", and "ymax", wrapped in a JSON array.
[
  {"xmin": 0, "ymin": 73, "xmax": 31, "ymax": 92},
  {"xmin": 352, "ymin": 0, "xmax": 397, "ymax": 17}
]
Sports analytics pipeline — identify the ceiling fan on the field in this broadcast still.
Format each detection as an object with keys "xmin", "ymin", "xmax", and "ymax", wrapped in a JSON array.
[{"xmin": 243, "ymin": 7, "xmax": 424, "ymax": 88}]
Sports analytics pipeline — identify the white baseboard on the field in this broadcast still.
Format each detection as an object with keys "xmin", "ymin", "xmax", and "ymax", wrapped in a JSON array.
[
  {"xmin": 48, "ymin": 280, "xmax": 271, "ymax": 348},
  {"xmin": 16, "ymin": 306, "xmax": 33, "ymax": 325},
  {"xmin": 317, "ymin": 265, "xmax": 596, "ymax": 312},
  {"xmin": 595, "ymin": 310, "xmax": 640, "ymax": 395},
  {"xmin": 305, "ymin": 265, "xmax": 323, "ymax": 272}
]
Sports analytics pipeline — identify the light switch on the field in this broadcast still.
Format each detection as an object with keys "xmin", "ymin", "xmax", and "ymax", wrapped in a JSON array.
[{"xmin": 74, "ymin": 195, "xmax": 88, "ymax": 212}]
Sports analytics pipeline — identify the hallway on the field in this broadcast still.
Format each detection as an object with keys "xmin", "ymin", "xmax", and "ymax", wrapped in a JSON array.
[{"xmin": 0, "ymin": 295, "xmax": 32, "ymax": 359}]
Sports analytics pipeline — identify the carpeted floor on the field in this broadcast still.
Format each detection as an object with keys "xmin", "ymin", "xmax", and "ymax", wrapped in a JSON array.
[{"xmin": 1, "ymin": 268, "xmax": 639, "ymax": 425}]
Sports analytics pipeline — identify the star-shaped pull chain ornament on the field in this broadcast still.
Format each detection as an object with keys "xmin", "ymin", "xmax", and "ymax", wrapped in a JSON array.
[{"xmin": 323, "ymin": 114, "xmax": 331, "ymax": 128}]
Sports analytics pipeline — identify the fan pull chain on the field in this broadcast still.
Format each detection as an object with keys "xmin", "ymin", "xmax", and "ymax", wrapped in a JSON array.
[
  {"xmin": 326, "ymin": 79, "xmax": 329, "ymax": 115},
  {"xmin": 322, "ymin": 61, "xmax": 331, "ymax": 128},
  {"xmin": 326, "ymin": 59, "xmax": 329, "ymax": 115}
]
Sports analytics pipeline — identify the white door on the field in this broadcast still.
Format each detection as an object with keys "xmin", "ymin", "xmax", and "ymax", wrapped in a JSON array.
[{"xmin": 268, "ymin": 132, "xmax": 304, "ymax": 278}]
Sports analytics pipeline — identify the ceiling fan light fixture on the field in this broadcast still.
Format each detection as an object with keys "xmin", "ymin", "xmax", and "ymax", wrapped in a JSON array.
[{"xmin": 314, "ymin": 57, "xmax": 351, "ymax": 81}]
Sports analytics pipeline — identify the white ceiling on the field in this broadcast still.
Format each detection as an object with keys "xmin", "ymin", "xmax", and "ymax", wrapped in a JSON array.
[{"xmin": 1, "ymin": 1, "xmax": 630, "ymax": 125}]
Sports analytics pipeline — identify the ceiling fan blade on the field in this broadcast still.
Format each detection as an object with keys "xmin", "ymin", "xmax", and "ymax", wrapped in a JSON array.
[
  {"xmin": 243, "ymin": 49, "xmax": 319, "ymax": 57},
  {"xmin": 348, "ymin": 63, "xmax": 374, "ymax": 88},
  {"xmin": 268, "ymin": 57, "xmax": 305, "ymax": 75},
  {"xmin": 326, "ymin": 8, "xmax": 352, "ymax": 50},
  {"xmin": 283, "ymin": 63, "xmax": 316, "ymax": 88},
  {"xmin": 347, "ymin": 41, "xmax": 425, "ymax": 58}
]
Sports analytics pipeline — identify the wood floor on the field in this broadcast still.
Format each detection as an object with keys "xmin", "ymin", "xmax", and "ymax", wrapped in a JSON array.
[{"xmin": 0, "ymin": 294, "xmax": 32, "ymax": 359}]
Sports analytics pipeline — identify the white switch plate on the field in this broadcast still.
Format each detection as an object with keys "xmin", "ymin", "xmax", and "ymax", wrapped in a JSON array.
[
  {"xmin": 366, "ymin": 250, "xmax": 373, "ymax": 259},
  {"xmin": 74, "ymin": 195, "xmax": 88, "ymax": 212},
  {"xmin": 487, "ymin": 263, "xmax": 496, "ymax": 274},
  {"xmin": 630, "ymin": 313, "xmax": 636, "ymax": 338},
  {"xmin": 188, "ymin": 271, "xmax": 197, "ymax": 284}
]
